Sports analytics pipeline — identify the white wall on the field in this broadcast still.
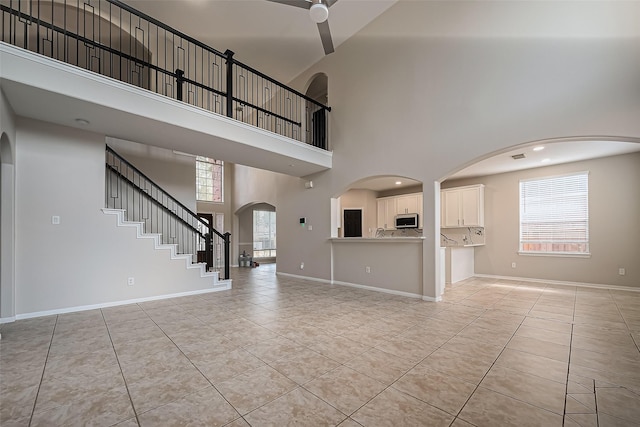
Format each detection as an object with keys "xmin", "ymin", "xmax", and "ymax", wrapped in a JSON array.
[
  {"xmin": 107, "ymin": 138, "xmax": 197, "ymax": 212},
  {"xmin": 443, "ymin": 152, "xmax": 640, "ymax": 287},
  {"xmin": 14, "ymin": 119, "xmax": 221, "ymax": 315},
  {"xmin": 277, "ymin": 1, "xmax": 640, "ymax": 296}
]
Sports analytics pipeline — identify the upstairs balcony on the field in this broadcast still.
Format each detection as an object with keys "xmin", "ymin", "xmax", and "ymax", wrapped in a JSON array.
[{"xmin": 0, "ymin": 0, "xmax": 332, "ymax": 176}]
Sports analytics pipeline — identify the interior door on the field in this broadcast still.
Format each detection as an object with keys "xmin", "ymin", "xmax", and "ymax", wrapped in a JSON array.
[{"xmin": 343, "ymin": 209, "xmax": 363, "ymax": 237}]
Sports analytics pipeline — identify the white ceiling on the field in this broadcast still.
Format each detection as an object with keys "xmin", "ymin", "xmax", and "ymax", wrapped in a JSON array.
[{"xmin": 449, "ymin": 140, "xmax": 640, "ymax": 180}]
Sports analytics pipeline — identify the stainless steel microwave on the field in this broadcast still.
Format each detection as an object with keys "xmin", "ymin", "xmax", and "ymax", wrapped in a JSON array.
[{"xmin": 395, "ymin": 213, "xmax": 419, "ymax": 229}]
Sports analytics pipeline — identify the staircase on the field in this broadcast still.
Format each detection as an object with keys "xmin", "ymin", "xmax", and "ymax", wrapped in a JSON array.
[
  {"xmin": 101, "ymin": 208, "xmax": 231, "ymax": 290},
  {"xmin": 105, "ymin": 146, "xmax": 231, "ymax": 289}
]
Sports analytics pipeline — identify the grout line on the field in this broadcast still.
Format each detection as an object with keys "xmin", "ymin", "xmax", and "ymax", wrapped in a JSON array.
[
  {"xmin": 28, "ymin": 315, "xmax": 58, "ymax": 427},
  {"xmin": 101, "ymin": 308, "xmax": 142, "ymax": 426}
]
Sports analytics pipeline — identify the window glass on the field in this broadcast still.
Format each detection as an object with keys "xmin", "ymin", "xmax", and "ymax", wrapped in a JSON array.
[
  {"xmin": 196, "ymin": 157, "xmax": 223, "ymax": 202},
  {"xmin": 519, "ymin": 172, "xmax": 589, "ymax": 255},
  {"xmin": 253, "ymin": 210, "xmax": 276, "ymax": 258}
]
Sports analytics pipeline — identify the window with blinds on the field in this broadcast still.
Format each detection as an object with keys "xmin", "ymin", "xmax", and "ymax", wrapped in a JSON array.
[{"xmin": 519, "ymin": 172, "xmax": 589, "ymax": 255}]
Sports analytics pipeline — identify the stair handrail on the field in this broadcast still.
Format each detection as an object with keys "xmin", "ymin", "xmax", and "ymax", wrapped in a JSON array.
[{"xmin": 106, "ymin": 146, "xmax": 231, "ymax": 279}]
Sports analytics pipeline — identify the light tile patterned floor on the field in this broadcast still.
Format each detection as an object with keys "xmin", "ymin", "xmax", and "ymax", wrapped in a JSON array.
[{"xmin": 1, "ymin": 264, "xmax": 640, "ymax": 426}]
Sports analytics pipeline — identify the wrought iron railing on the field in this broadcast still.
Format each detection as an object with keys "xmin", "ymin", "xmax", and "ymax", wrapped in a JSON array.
[
  {"xmin": 1, "ymin": 0, "xmax": 330, "ymax": 149},
  {"xmin": 105, "ymin": 146, "xmax": 230, "ymax": 279}
]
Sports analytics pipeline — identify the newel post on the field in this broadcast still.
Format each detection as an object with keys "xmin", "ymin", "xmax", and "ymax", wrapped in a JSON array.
[{"xmin": 224, "ymin": 49, "xmax": 235, "ymax": 119}]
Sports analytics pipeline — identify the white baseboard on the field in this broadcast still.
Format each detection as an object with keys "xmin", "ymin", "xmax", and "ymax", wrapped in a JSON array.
[
  {"xmin": 422, "ymin": 295, "xmax": 443, "ymax": 302},
  {"xmin": 12, "ymin": 285, "xmax": 231, "ymax": 322},
  {"xmin": 276, "ymin": 272, "xmax": 426, "ymax": 300},
  {"xmin": 332, "ymin": 280, "xmax": 423, "ymax": 300},
  {"xmin": 0, "ymin": 316, "xmax": 16, "ymax": 324},
  {"xmin": 474, "ymin": 274, "xmax": 640, "ymax": 292}
]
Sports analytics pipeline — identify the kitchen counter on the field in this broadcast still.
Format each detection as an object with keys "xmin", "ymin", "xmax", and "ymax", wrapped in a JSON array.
[{"xmin": 330, "ymin": 237, "xmax": 425, "ymax": 243}]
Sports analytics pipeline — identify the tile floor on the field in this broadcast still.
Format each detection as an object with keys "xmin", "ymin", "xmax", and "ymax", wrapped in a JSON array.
[{"xmin": 1, "ymin": 264, "xmax": 640, "ymax": 426}]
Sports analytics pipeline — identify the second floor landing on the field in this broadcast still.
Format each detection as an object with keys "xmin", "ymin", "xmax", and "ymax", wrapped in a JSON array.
[{"xmin": 0, "ymin": 43, "xmax": 332, "ymax": 177}]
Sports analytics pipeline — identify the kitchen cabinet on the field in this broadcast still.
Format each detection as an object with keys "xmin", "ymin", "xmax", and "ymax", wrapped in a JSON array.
[
  {"xmin": 377, "ymin": 197, "xmax": 397, "ymax": 230},
  {"xmin": 377, "ymin": 193, "xmax": 423, "ymax": 230},
  {"xmin": 396, "ymin": 195, "xmax": 419, "ymax": 215},
  {"xmin": 441, "ymin": 185, "xmax": 484, "ymax": 228}
]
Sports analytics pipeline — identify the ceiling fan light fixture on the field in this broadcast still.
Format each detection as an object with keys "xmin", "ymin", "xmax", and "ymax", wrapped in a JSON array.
[{"xmin": 309, "ymin": 2, "xmax": 329, "ymax": 23}]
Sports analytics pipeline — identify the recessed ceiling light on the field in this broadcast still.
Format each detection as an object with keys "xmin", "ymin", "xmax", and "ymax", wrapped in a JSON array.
[
  {"xmin": 541, "ymin": 158, "xmax": 551, "ymax": 163},
  {"xmin": 533, "ymin": 146, "xmax": 545, "ymax": 152},
  {"xmin": 75, "ymin": 118, "xmax": 90, "ymax": 126},
  {"xmin": 395, "ymin": 181, "xmax": 402, "ymax": 185}
]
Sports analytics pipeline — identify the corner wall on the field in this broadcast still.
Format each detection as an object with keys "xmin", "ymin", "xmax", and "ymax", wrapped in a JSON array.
[{"xmin": 0, "ymin": 89, "xmax": 16, "ymax": 321}]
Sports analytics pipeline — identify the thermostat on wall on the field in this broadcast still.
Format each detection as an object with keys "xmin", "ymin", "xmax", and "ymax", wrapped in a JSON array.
[{"xmin": 300, "ymin": 217, "xmax": 306, "ymax": 226}]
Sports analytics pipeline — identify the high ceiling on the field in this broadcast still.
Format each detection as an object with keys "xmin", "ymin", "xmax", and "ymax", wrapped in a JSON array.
[{"xmin": 121, "ymin": 0, "xmax": 397, "ymax": 84}]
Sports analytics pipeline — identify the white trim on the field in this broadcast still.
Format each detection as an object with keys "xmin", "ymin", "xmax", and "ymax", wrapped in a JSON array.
[
  {"xmin": 474, "ymin": 274, "xmax": 640, "ymax": 292},
  {"xmin": 276, "ymin": 272, "xmax": 424, "ymax": 299},
  {"xmin": 276, "ymin": 272, "xmax": 332, "ymax": 284},
  {"xmin": 0, "ymin": 315, "xmax": 16, "ymax": 324},
  {"xmin": 422, "ymin": 295, "xmax": 443, "ymax": 302},
  {"xmin": 13, "ymin": 285, "xmax": 231, "ymax": 321},
  {"xmin": 332, "ymin": 280, "xmax": 423, "ymax": 299}
]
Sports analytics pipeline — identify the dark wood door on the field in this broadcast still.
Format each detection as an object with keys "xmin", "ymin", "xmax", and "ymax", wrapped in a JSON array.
[{"xmin": 343, "ymin": 209, "xmax": 362, "ymax": 238}]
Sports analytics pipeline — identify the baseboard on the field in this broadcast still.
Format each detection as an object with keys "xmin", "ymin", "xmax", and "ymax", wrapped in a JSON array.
[
  {"xmin": 276, "ymin": 272, "xmax": 425, "ymax": 300},
  {"xmin": 422, "ymin": 295, "xmax": 443, "ymax": 302},
  {"xmin": 276, "ymin": 272, "xmax": 332, "ymax": 284},
  {"xmin": 331, "ymin": 279, "xmax": 423, "ymax": 300},
  {"xmin": 474, "ymin": 274, "xmax": 640, "ymax": 292},
  {"xmin": 13, "ymin": 285, "xmax": 230, "ymax": 321},
  {"xmin": 0, "ymin": 316, "xmax": 16, "ymax": 324}
]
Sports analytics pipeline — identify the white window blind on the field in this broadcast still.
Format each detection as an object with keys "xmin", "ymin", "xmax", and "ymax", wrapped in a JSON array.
[{"xmin": 519, "ymin": 172, "xmax": 589, "ymax": 255}]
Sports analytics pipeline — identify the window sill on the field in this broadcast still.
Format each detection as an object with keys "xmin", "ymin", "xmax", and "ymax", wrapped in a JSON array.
[{"xmin": 518, "ymin": 251, "xmax": 591, "ymax": 259}]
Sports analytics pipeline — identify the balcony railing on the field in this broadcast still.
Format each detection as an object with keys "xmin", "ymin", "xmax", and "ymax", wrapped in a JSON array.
[{"xmin": 1, "ymin": 0, "xmax": 330, "ymax": 149}]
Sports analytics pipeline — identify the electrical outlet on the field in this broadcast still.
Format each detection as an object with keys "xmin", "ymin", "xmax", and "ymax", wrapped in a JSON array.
[
  {"xmin": 511, "ymin": 262, "xmax": 517, "ymax": 268},
  {"xmin": 618, "ymin": 268, "xmax": 626, "ymax": 276},
  {"xmin": 300, "ymin": 262, "xmax": 304, "ymax": 270},
  {"xmin": 365, "ymin": 266, "xmax": 371, "ymax": 273},
  {"xmin": 127, "ymin": 277, "xmax": 135, "ymax": 286},
  {"xmin": 308, "ymin": 225, "xmax": 313, "ymax": 231}
]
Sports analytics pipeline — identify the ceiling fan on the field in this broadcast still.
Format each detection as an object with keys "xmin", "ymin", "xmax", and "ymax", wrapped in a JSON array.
[{"xmin": 265, "ymin": 0, "xmax": 338, "ymax": 55}]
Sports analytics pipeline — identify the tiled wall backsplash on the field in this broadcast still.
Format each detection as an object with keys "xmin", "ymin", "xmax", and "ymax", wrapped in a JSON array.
[{"xmin": 441, "ymin": 227, "xmax": 485, "ymax": 247}]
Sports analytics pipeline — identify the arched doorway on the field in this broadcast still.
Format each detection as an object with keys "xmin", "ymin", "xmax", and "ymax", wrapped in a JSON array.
[
  {"xmin": 305, "ymin": 73, "xmax": 328, "ymax": 149},
  {"xmin": 236, "ymin": 202, "xmax": 277, "ymax": 265},
  {"xmin": 0, "ymin": 132, "xmax": 16, "ymax": 321}
]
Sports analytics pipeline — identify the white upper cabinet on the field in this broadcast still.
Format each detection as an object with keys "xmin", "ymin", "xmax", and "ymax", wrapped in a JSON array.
[
  {"xmin": 395, "ymin": 194, "xmax": 420, "ymax": 215},
  {"xmin": 377, "ymin": 192, "xmax": 423, "ymax": 230},
  {"xmin": 441, "ymin": 184, "xmax": 484, "ymax": 228},
  {"xmin": 376, "ymin": 197, "xmax": 397, "ymax": 230}
]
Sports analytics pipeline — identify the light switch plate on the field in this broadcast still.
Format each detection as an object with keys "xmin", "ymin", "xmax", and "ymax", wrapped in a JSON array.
[{"xmin": 52, "ymin": 216, "xmax": 60, "ymax": 225}]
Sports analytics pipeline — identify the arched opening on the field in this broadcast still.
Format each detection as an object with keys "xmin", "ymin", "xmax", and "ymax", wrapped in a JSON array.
[
  {"xmin": 332, "ymin": 175, "xmax": 423, "ymax": 238},
  {"xmin": 437, "ymin": 137, "xmax": 640, "ymax": 289},
  {"xmin": 0, "ymin": 132, "xmax": 16, "ymax": 321},
  {"xmin": 236, "ymin": 202, "xmax": 277, "ymax": 266},
  {"xmin": 305, "ymin": 73, "xmax": 328, "ymax": 149}
]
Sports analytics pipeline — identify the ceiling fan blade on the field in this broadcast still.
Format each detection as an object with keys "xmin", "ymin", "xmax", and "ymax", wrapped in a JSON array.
[
  {"xmin": 265, "ymin": 0, "xmax": 311, "ymax": 10},
  {"xmin": 317, "ymin": 20, "xmax": 334, "ymax": 55}
]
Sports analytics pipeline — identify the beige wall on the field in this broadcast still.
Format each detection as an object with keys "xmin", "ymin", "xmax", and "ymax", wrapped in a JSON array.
[
  {"xmin": 277, "ymin": 1, "xmax": 640, "ymax": 297},
  {"xmin": 443, "ymin": 152, "xmax": 640, "ymax": 287},
  {"xmin": 338, "ymin": 189, "xmax": 377, "ymax": 238}
]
